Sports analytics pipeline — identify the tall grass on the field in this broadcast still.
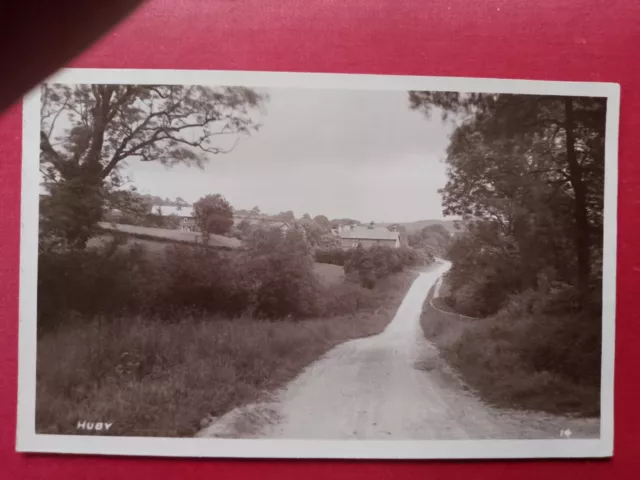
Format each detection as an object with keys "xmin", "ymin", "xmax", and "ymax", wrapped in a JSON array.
[
  {"xmin": 36, "ymin": 272, "xmax": 417, "ymax": 437},
  {"xmin": 421, "ymin": 286, "xmax": 600, "ymax": 417}
]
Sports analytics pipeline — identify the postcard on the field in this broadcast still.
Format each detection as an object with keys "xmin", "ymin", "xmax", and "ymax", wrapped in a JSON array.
[{"xmin": 17, "ymin": 68, "xmax": 618, "ymax": 459}]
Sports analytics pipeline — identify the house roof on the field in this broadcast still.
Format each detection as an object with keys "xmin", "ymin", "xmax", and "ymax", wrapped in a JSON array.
[
  {"xmin": 272, "ymin": 221, "xmax": 292, "ymax": 229},
  {"xmin": 233, "ymin": 217, "xmax": 291, "ymax": 228},
  {"xmin": 150, "ymin": 205, "xmax": 194, "ymax": 217},
  {"xmin": 339, "ymin": 226, "xmax": 400, "ymax": 241}
]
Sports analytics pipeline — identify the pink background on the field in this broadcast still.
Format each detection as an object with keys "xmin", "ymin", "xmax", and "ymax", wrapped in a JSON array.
[{"xmin": 1, "ymin": 0, "xmax": 638, "ymax": 477}]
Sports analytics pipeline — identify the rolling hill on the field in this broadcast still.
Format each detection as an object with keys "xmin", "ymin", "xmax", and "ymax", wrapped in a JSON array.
[{"xmin": 379, "ymin": 219, "xmax": 460, "ymax": 235}]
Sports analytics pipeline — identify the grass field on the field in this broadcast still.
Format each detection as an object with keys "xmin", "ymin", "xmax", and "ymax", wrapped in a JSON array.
[
  {"xmin": 35, "ymin": 271, "xmax": 417, "ymax": 437},
  {"xmin": 97, "ymin": 222, "xmax": 242, "ymax": 249}
]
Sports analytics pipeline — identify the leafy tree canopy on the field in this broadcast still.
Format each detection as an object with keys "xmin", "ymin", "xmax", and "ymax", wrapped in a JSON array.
[
  {"xmin": 39, "ymin": 83, "xmax": 266, "ymax": 248},
  {"xmin": 193, "ymin": 194, "xmax": 234, "ymax": 240},
  {"xmin": 410, "ymin": 91, "xmax": 605, "ymax": 304}
]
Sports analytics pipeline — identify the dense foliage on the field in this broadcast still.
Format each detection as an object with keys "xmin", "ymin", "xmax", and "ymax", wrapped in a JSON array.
[
  {"xmin": 193, "ymin": 194, "xmax": 234, "ymax": 239},
  {"xmin": 39, "ymin": 83, "xmax": 266, "ymax": 248},
  {"xmin": 411, "ymin": 91, "xmax": 605, "ymax": 395},
  {"xmin": 410, "ymin": 92, "xmax": 605, "ymax": 310},
  {"xmin": 407, "ymin": 224, "xmax": 452, "ymax": 258},
  {"xmin": 39, "ymin": 227, "xmax": 422, "ymax": 333},
  {"xmin": 316, "ymin": 245, "xmax": 429, "ymax": 288}
]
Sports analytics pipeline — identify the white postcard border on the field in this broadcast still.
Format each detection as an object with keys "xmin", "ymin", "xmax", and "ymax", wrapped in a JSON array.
[{"xmin": 17, "ymin": 68, "xmax": 619, "ymax": 459}]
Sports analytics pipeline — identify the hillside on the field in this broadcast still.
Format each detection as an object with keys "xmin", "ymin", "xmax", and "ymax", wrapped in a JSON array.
[
  {"xmin": 380, "ymin": 219, "xmax": 460, "ymax": 235},
  {"xmin": 97, "ymin": 222, "xmax": 242, "ymax": 249}
]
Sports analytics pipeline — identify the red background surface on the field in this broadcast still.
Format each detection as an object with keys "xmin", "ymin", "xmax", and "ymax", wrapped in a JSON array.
[{"xmin": 0, "ymin": 0, "xmax": 638, "ymax": 477}]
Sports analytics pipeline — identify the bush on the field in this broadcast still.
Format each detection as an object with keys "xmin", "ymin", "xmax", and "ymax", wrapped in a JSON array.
[
  {"xmin": 248, "ymin": 229, "xmax": 322, "ymax": 318},
  {"xmin": 147, "ymin": 245, "xmax": 252, "ymax": 318},
  {"xmin": 320, "ymin": 282, "xmax": 376, "ymax": 316},
  {"xmin": 314, "ymin": 247, "xmax": 348, "ymax": 266},
  {"xmin": 501, "ymin": 288, "xmax": 602, "ymax": 386},
  {"xmin": 422, "ymin": 284, "xmax": 601, "ymax": 416},
  {"xmin": 37, "ymin": 238, "xmax": 150, "ymax": 332},
  {"xmin": 249, "ymin": 252, "xmax": 322, "ymax": 319},
  {"xmin": 38, "ymin": 226, "xmax": 328, "ymax": 327},
  {"xmin": 39, "ymin": 178, "xmax": 105, "ymax": 249},
  {"xmin": 344, "ymin": 245, "xmax": 425, "ymax": 288},
  {"xmin": 38, "ymin": 224, "xmax": 427, "ymax": 331}
]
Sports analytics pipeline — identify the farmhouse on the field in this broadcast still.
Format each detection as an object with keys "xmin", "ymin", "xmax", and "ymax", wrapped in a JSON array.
[
  {"xmin": 151, "ymin": 205, "xmax": 196, "ymax": 231},
  {"xmin": 233, "ymin": 215, "xmax": 293, "ymax": 232},
  {"xmin": 336, "ymin": 222, "xmax": 400, "ymax": 249},
  {"xmin": 147, "ymin": 207, "xmax": 296, "ymax": 234}
]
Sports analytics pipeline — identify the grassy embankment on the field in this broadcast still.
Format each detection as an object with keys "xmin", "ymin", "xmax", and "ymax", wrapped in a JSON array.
[
  {"xmin": 36, "ymin": 261, "xmax": 416, "ymax": 437},
  {"xmin": 420, "ymin": 277, "xmax": 600, "ymax": 417}
]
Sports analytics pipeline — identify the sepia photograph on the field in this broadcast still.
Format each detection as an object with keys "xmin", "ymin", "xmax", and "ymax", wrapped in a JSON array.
[{"xmin": 17, "ymin": 69, "xmax": 618, "ymax": 459}]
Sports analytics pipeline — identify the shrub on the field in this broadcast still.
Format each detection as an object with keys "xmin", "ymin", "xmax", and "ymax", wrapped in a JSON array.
[
  {"xmin": 247, "ymin": 228, "xmax": 322, "ymax": 319},
  {"xmin": 39, "ymin": 178, "xmax": 105, "ymax": 249},
  {"xmin": 314, "ymin": 247, "xmax": 348, "ymax": 266},
  {"xmin": 38, "ymin": 224, "xmax": 421, "ymax": 329},
  {"xmin": 320, "ymin": 282, "xmax": 376, "ymax": 316},
  {"xmin": 249, "ymin": 253, "xmax": 322, "ymax": 319},
  {"xmin": 37, "ymin": 237, "xmax": 149, "ymax": 332},
  {"xmin": 422, "ymin": 284, "xmax": 601, "ymax": 416},
  {"xmin": 148, "ymin": 245, "xmax": 251, "ymax": 318},
  {"xmin": 193, "ymin": 194, "xmax": 234, "ymax": 238},
  {"xmin": 344, "ymin": 245, "xmax": 424, "ymax": 288},
  {"xmin": 38, "ymin": 232, "xmax": 323, "ymax": 327}
]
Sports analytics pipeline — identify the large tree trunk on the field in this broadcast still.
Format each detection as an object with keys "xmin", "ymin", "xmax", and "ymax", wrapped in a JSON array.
[
  {"xmin": 83, "ymin": 85, "xmax": 115, "ymax": 176},
  {"xmin": 564, "ymin": 97, "xmax": 591, "ymax": 303}
]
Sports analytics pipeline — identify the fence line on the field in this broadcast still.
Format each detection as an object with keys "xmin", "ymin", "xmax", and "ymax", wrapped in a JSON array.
[{"xmin": 429, "ymin": 296, "xmax": 479, "ymax": 321}]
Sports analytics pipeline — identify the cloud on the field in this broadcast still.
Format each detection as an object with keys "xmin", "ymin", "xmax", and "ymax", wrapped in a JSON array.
[{"xmin": 122, "ymin": 86, "xmax": 453, "ymax": 222}]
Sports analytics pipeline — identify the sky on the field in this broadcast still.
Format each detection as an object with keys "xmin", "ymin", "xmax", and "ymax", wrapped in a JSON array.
[{"xmin": 119, "ymin": 87, "xmax": 454, "ymax": 223}]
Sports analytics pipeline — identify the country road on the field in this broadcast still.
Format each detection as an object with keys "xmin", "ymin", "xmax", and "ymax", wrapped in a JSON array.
[{"xmin": 198, "ymin": 260, "xmax": 600, "ymax": 440}]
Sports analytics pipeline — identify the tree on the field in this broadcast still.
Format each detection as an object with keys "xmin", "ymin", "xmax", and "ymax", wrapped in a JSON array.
[
  {"xmin": 39, "ymin": 178, "xmax": 104, "ymax": 250},
  {"xmin": 236, "ymin": 218, "xmax": 254, "ymax": 237},
  {"xmin": 246, "ymin": 228, "xmax": 321, "ymax": 318},
  {"xmin": 275, "ymin": 210, "xmax": 295, "ymax": 222},
  {"xmin": 39, "ymin": 83, "xmax": 266, "ymax": 247},
  {"xmin": 331, "ymin": 218, "xmax": 361, "ymax": 227},
  {"xmin": 409, "ymin": 92, "xmax": 605, "ymax": 304},
  {"xmin": 297, "ymin": 220, "xmax": 324, "ymax": 247},
  {"xmin": 250, "ymin": 205, "xmax": 261, "ymax": 216},
  {"xmin": 408, "ymin": 224, "xmax": 452, "ymax": 258},
  {"xmin": 344, "ymin": 245, "xmax": 377, "ymax": 289},
  {"xmin": 313, "ymin": 214, "xmax": 331, "ymax": 232},
  {"xmin": 193, "ymin": 194, "xmax": 234, "ymax": 241}
]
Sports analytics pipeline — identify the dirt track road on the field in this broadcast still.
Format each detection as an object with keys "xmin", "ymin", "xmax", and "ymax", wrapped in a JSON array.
[{"xmin": 198, "ymin": 261, "xmax": 599, "ymax": 440}]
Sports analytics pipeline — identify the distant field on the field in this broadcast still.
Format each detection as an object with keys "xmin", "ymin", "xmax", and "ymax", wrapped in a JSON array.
[
  {"xmin": 380, "ymin": 219, "xmax": 459, "ymax": 235},
  {"xmin": 97, "ymin": 222, "xmax": 242, "ymax": 249},
  {"xmin": 313, "ymin": 262, "xmax": 345, "ymax": 286}
]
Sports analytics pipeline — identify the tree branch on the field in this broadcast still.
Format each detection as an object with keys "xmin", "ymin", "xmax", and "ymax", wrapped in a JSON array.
[
  {"xmin": 100, "ymin": 99, "xmax": 187, "ymax": 178},
  {"xmin": 45, "ymin": 98, "xmax": 69, "ymax": 139},
  {"xmin": 145, "ymin": 86, "xmax": 168, "ymax": 99},
  {"xmin": 39, "ymin": 166, "xmax": 59, "ymax": 185},
  {"xmin": 79, "ymin": 85, "xmax": 116, "ymax": 169},
  {"xmin": 106, "ymin": 86, "xmax": 135, "ymax": 122}
]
